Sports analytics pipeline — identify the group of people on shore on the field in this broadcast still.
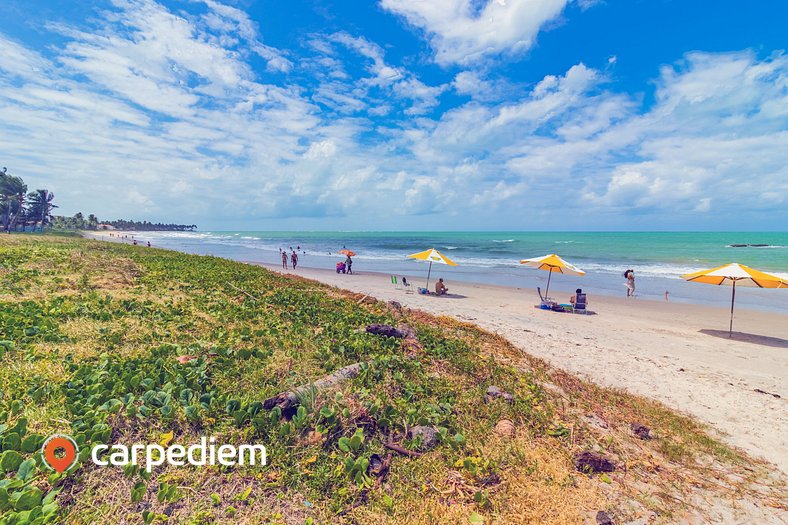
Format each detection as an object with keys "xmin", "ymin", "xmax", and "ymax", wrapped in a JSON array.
[
  {"xmin": 280, "ymin": 246, "xmax": 302, "ymax": 270},
  {"xmin": 108, "ymin": 232, "xmax": 151, "ymax": 247}
]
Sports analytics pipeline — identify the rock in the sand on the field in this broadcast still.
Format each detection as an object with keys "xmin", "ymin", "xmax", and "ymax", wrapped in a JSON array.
[
  {"xmin": 397, "ymin": 323, "xmax": 418, "ymax": 340},
  {"xmin": 487, "ymin": 385, "xmax": 503, "ymax": 397},
  {"xmin": 485, "ymin": 385, "xmax": 514, "ymax": 403},
  {"xmin": 494, "ymin": 419, "xmax": 516, "ymax": 438},
  {"xmin": 387, "ymin": 300, "xmax": 402, "ymax": 310},
  {"xmin": 631, "ymin": 423, "xmax": 652, "ymax": 440},
  {"xmin": 408, "ymin": 425, "xmax": 439, "ymax": 449},
  {"xmin": 585, "ymin": 413, "xmax": 609, "ymax": 430},
  {"xmin": 366, "ymin": 324, "xmax": 406, "ymax": 338},
  {"xmin": 574, "ymin": 451, "xmax": 616, "ymax": 473},
  {"xmin": 596, "ymin": 510, "xmax": 614, "ymax": 525}
]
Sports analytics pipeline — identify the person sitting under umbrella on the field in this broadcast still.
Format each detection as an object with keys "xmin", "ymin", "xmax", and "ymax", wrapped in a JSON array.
[{"xmin": 435, "ymin": 278, "xmax": 448, "ymax": 296}]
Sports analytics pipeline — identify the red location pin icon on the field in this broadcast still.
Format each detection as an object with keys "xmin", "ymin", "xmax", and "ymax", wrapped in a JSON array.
[{"xmin": 42, "ymin": 434, "xmax": 79, "ymax": 473}]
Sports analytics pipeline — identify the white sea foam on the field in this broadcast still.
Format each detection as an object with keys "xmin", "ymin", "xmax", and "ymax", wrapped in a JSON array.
[{"xmin": 491, "ymin": 239, "xmax": 515, "ymax": 243}]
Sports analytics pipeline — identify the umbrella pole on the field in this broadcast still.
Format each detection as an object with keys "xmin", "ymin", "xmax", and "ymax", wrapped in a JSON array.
[
  {"xmin": 729, "ymin": 280, "xmax": 736, "ymax": 338},
  {"xmin": 426, "ymin": 261, "xmax": 432, "ymax": 290},
  {"xmin": 545, "ymin": 271, "xmax": 552, "ymax": 299}
]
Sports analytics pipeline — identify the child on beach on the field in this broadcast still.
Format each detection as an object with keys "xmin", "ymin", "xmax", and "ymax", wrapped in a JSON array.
[
  {"xmin": 281, "ymin": 251, "xmax": 288, "ymax": 269},
  {"xmin": 624, "ymin": 269, "xmax": 635, "ymax": 297}
]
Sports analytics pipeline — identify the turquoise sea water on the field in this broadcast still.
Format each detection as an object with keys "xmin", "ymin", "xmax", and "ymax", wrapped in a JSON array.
[{"xmin": 123, "ymin": 231, "xmax": 788, "ymax": 313}]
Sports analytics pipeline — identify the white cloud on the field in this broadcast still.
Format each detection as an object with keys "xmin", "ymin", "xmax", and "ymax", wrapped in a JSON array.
[
  {"xmin": 304, "ymin": 140, "xmax": 337, "ymax": 159},
  {"xmin": 0, "ymin": 34, "xmax": 52, "ymax": 79},
  {"xmin": 326, "ymin": 32, "xmax": 446, "ymax": 115},
  {"xmin": 379, "ymin": 0, "xmax": 569, "ymax": 65}
]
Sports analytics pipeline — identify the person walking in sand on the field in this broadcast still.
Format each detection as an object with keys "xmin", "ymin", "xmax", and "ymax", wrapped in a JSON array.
[
  {"xmin": 291, "ymin": 250, "xmax": 298, "ymax": 270},
  {"xmin": 624, "ymin": 269, "xmax": 635, "ymax": 297},
  {"xmin": 281, "ymin": 251, "xmax": 288, "ymax": 269},
  {"xmin": 345, "ymin": 255, "xmax": 353, "ymax": 274}
]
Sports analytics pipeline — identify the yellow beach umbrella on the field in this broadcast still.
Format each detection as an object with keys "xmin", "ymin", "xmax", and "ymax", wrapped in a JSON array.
[
  {"xmin": 407, "ymin": 248, "xmax": 457, "ymax": 289},
  {"xmin": 520, "ymin": 253, "xmax": 586, "ymax": 298},
  {"xmin": 681, "ymin": 263, "xmax": 788, "ymax": 337}
]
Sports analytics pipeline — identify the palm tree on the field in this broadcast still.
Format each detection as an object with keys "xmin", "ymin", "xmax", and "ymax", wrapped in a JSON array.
[
  {"xmin": 26, "ymin": 189, "xmax": 57, "ymax": 231},
  {"xmin": 1, "ymin": 169, "xmax": 28, "ymax": 233}
]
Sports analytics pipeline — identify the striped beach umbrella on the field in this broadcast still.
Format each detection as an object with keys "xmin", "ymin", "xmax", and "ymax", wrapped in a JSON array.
[
  {"xmin": 520, "ymin": 253, "xmax": 586, "ymax": 299},
  {"xmin": 407, "ymin": 248, "xmax": 457, "ymax": 289},
  {"xmin": 682, "ymin": 263, "xmax": 788, "ymax": 337}
]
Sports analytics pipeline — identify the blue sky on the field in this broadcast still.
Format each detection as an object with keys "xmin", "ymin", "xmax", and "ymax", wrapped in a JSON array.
[{"xmin": 1, "ymin": 0, "xmax": 786, "ymax": 230}]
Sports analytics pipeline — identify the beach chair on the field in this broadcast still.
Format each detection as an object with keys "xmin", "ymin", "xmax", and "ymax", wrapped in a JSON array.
[
  {"xmin": 390, "ymin": 275, "xmax": 402, "ymax": 290},
  {"xmin": 537, "ymin": 287, "xmax": 556, "ymax": 308},
  {"xmin": 572, "ymin": 293, "xmax": 588, "ymax": 314}
]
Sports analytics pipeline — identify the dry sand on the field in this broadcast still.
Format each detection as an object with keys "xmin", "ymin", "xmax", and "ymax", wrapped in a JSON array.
[{"xmin": 259, "ymin": 263, "xmax": 788, "ymax": 476}]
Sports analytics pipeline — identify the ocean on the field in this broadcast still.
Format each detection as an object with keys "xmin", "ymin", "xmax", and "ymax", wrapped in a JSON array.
[{"xmin": 119, "ymin": 231, "xmax": 788, "ymax": 313}]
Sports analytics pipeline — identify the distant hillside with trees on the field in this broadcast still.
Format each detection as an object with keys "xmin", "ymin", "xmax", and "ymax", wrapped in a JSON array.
[{"xmin": 1, "ymin": 167, "xmax": 56, "ymax": 232}]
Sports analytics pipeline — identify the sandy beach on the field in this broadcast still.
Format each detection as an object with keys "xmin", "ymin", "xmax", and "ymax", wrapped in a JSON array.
[{"xmin": 257, "ymin": 262, "xmax": 788, "ymax": 475}]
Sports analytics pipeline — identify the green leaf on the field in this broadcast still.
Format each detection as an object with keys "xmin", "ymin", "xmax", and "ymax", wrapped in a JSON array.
[
  {"xmin": 42, "ymin": 501, "xmax": 58, "ymax": 517},
  {"xmin": 210, "ymin": 493, "xmax": 221, "ymax": 506},
  {"xmin": 468, "ymin": 511, "xmax": 485, "ymax": 525},
  {"xmin": 8, "ymin": 418, "xmax": 28, "ymax": 439},
  {"xmin": 0, "ymin": 488, "xmax": 10, "ymax": 511},
  {"xmin": 1, "ymin": 450, "xmax": 24, "ymax": 472},
  {"xmin": 42, "ymin": 488, "xmax": 60, "ymax": 506},
  {"xmin": 2, "ymin": 432, "xmax": 21, "ymax": 451},
  {"xmin": 338, "ymin": 437, "xmax": 350, "ymax": 453},
  {"xmin": 131, "ymin": 481, "xmax": 146, "ymax": 503},
  {"xmin": 13, "ymin": 487, "xmax": 43, "ymax": 511},
  {"xmin": 600, "ymin": 473, "xmax": 612, "ymax": 484},
  {"xmin": 349, "ymin": 434, "xmax": 362, "ymax": 451},
  {"xmin": 236, "ymin": 486, "xmax": 252, "ymax": 502},
  {"xmin": 20, "ymin": 434, "xmax": 42, "ymax": 454},
  {"xmin": 343, "ymin": 456, "xmax": 355, "ymax": 473},
  {"xmin": 15, "ymin": 458, "xmax": 36, "ymax": 481},
  {"xmin": 185, "ymin": 405, "xmax": 201, "ymax": 422},
  {"xmin": 225, "ymin": 399, "xmax": 241, "ymax": 413}
]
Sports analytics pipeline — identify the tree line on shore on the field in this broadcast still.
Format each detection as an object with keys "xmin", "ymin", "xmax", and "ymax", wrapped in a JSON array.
[
  {"xmin": 0, "ymin": 167, "xmax": 56, "ymax": 232},
  {"xmin": 55, "ymin": 215, "xmax": 198, "ymax": 231},
  {"xmin": 1, "ymin": 167, "xmax": 196, "ymax": 232}
]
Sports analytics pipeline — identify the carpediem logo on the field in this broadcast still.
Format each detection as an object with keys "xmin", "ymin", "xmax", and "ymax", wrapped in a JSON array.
[
  {"xmin": 41, "ymin": 434, "xmax": 266, "ymax": 473},
  {"xmin": 41, "ymin": 434, "xmax": 79, "ymax": 473}
]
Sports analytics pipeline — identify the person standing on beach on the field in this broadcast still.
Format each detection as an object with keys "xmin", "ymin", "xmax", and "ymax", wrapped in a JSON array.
[
  {"xmin": 291, "ymin": 250, "xmax": 298, "ymax": 270},
  {"xmin": 281, "ymin": 251, "xmax": 288, "ymax": 269},
  {"xmin": 625, "ymin": 269, "xmax": 635, "ymax": 297},
  {"xmin": 345, "ymin": 255, "xmax": 353, "ymax": 274}
]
